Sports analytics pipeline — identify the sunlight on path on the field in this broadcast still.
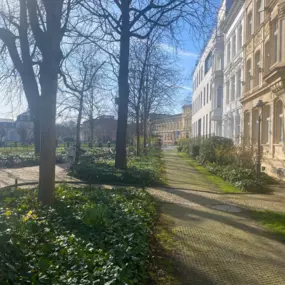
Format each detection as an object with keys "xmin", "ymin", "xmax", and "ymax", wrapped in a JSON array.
[{"xmin": 148, "ymin": 149, "xmax": 285, "ymax": 285}]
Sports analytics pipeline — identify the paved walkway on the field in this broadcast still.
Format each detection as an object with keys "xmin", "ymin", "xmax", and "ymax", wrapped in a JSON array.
[
  {"xmin": 0, "ymin": 164, "xmax": 78, "ymax": 188},
  {"xmin": 148, "ymin": 149, "xmax": 285, "ymax": 285}
]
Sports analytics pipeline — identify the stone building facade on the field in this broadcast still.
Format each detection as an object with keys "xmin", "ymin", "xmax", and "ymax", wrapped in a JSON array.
[
  {"xmin": 192, "ymin": 0, "xmax": 227, "ymax": 139},
  {"xmin": 241, "ymin": 0, "xmax": 285, "ymax": 176},
  {"xmin": 221, "ymin": 0, "xmax": 245, "ymax": 144},
  {"xmin": 151, "ymin": 105, "xmax": 192, "ymax": 145},
  {"xmin": 81, "ymin": 115, "xmax": 117, "ymax": 143}
]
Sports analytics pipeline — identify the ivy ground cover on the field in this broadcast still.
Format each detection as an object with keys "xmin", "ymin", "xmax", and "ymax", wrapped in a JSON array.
[{"xmin": 0, "ymin": 185, "xmax": 156, "ymax": 284}]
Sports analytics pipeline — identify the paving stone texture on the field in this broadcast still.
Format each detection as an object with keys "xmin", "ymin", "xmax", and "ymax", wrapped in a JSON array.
[
  {"xmin": 0, "ymin": 164, "xmax": 77, "ymax": 188},
  {"xmin": 148, "ymin": 149, "xmax": 285, "ymax": 285}
]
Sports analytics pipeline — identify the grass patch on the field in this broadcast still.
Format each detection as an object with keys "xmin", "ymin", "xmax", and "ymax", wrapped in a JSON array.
[
  {"xmin": 0, "ymin": 185, "xmax": 156, "ymax": 284},
  {"xmin": 149, "ymin": 214, "xmax": 180, "ymax": 285},
  {"xmin": 178, "ymin": 152, "xmax": 242, "ymax": 193},
  {"xmin": 251, "ymin": 210, "xmax": 285, "ymax": 242}
]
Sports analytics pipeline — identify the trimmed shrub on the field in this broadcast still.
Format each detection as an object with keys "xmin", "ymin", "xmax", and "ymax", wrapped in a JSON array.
[{"xmin": 199, "ymin": 136, "xmax": 234, "ymax": 164}]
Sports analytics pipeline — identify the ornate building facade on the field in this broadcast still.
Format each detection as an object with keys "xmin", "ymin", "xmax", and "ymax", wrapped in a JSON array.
[
  {"xmin": 151, "ymin": 105, "xmax": 192, "ymax": 145},
  {"xmin": 192, "ymin": 0, "xmax": 227, "ymax": 139},
  {"xmin": 221, "ymin": 0, "xmax": 244, "ymax": 144},
  {"xmin": 241, "ymin": 0, "xmax": 285, "ymax": 175}
]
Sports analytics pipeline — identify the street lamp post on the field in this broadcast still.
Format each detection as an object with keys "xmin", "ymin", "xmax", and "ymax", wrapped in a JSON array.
[{"xmin": 255, "ymin": 99, "xmax": 265, "ymax": 179}]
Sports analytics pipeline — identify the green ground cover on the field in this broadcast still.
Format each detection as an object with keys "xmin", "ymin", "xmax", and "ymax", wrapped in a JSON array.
[{"xmin": 0, "ymin": 185, "xmax": 156, "ymax": 284}]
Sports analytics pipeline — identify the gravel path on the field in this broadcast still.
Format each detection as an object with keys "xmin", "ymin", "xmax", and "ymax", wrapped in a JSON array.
[{"xmin": 148, "ymin": 149, "xmax": 285, "ymax": 285}]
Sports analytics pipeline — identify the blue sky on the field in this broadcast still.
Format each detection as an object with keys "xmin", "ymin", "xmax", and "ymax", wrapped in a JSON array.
[{"xmin": 0, "ymin": 43, "xmax": 198, "ymax": 119}]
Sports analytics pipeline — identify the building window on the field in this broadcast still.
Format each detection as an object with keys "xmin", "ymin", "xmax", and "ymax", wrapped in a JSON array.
[
  {"xmin": 246, "ymin": 59, "xmax": 252, "ymax": 91},
  {"xmin": 264, "ymin": 41, "xmax": 270, "ymax": 73},
  {"xmin": 254, "ymin": 51, "xmax": 261, "ymax": 87},
  {"xmin": 274, "ymin": 100, "xmax": 283, "ymax": 143},
  {"xmin": 236, "ymin": 69, "xmax": 241, "ymax": 98},
  {"xmin": 226, "ymin": 81, "xmax": 230, "ymax": 104},
  {"xmin": 252, "ymin": 109, "xmax": 259, "ymax": 144},
  {"xmin": 281, "ymin": 19, "xmax": 284, "ymax": 62},
  {"xmin": 216, "ymin": 53, "xmax": 222, "ymax": 70},
  {"xmin": 262, "ymin": 105, "xmax": 270, "ymax": 144},
  {"xmin": 207, "ymin": 84, "xmax": 209, "ymax": 103},
  {"xmin": 227, "ymin": 43, "xmax": 231, "ymax": 64},
  {"xmin": 256, "ymin": 0, "xmax": 263, "ymax": 27},
  {"xmin": 238, "ymin": 25, "xmax": 243, "ymax": 51},
  {"xmin": 217, "ymin": 86, "xmax": 222, "ymax": 108},
  {"xmin": 247, "ymin": 11, "xmax": 253, "ymax": 39},
  {"xmin": 244, "ymin": 112, "xmax": 250, "ymax": 144},
  {"xmin": 273, "ymin": 20, "xmax": 278, "ymax": 64},
  {"xmin": 205, "ymin": 52, "xmax": 212, "ymax": 74},
  {"xmin": 206, "ymin": 114, "xmax": 208, "ymax": 137},
  {"xmin": 232, "ymin": 33, "xmax": 236, "ymax": 58},
  {"xmin": 204, "ymin": 88, "xmax": 206, "ymax": 106},
  {"xmin": 231, "ymin": 76, "xmax": 235, "ymax": 101}
]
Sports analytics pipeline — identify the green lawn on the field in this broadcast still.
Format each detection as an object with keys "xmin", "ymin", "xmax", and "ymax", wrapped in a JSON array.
[
  {"xmin": 178, "ymin": 152, "xmax": 242, "ymax": 193},
  {"xmin": 252, "ymin": 210, "xmax": 285, "ymax": 241}
]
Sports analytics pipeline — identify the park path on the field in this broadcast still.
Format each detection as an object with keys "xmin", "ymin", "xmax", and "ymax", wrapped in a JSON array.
[
  {"xmin": 148, "ymin": 149, "xmax": 285, "ymax": 285},
  {"xmin": 0, "ymin": 164, "xmax": 78, "ymax": 188}
]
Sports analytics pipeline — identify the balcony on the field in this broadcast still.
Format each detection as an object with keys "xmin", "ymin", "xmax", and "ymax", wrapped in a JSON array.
[{"xmin": 211, "ymin": 107, "xmax": 222, "ymax": 121}]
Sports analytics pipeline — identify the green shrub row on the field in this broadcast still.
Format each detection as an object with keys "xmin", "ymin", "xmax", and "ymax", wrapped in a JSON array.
[
  {"xmin": 0, "ymin": 185, "xmax": 156, "ymax": 284},
  {"xmin": 204, "ymin": 163, "xmax": 271, "ymax": 192},
  {"xmin": 71, "ymin": 148, "xmax": 165, "ymax": 186},
  {"xmin": 178, "ymin": 137, "xmax": 277, "ymax": 192},
  {"xmin": 0, "ymin": 152, "xmax": 66, "ymax": 168}
]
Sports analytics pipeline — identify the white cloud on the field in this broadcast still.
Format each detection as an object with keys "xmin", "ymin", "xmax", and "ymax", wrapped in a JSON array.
[{"xmin": 159, "ymin": 43, "xmax": 198, "ymax": 58}]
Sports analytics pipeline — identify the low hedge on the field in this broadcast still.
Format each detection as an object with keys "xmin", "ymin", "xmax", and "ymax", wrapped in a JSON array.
[
  {"xmin": 204, "ymin": 162, "xmax": 273, "ymax": 192},
  {"xmin": 0, "ymin": 186, "xmax": 156, "ymax": 284},
  {"xmin": 70, "ymin": 150, "xmax": 165, "ymax": 186},
  {"xmin": 0, "ymin": 152, "xmax": 66, "ymax": 168}
]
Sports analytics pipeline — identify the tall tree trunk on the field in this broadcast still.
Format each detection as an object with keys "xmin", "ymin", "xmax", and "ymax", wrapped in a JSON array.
[
  {"xmin": 115, "ymin": 0, "xmax": 130, "ymax": 169},
  {"xmin": 75, "ymin": 93, "xmax": 84, "ymax": 164},
  {"xmin": 90, "ymin": 117, "xmax": 94, "ymax": 148},
  {"xmin": 136, "ymin": 108, "xmax": 140, "ymax": 156},
  {"xmin": 33, "ymin": 116, "xmax": 41, "ymax": 155},
  {"xmin": 38, "ymin": 80, "xmax": 57, "ymax": 204}
]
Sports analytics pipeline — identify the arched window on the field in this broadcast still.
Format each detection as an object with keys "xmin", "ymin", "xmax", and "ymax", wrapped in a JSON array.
[
  {"xmin": 262, "ymin": 105, "xmax": 270, "ymax": 144},
  {"xmin": 274, "ymin": 100, "xmax": 283, "ymax": 143},
  {"xmin": 244, "ymin": 112, "xmax": 250, "ymax": 144},
  {"xmin": 254, "ymin": 51, "xmax": 261, "ymax": 87}
]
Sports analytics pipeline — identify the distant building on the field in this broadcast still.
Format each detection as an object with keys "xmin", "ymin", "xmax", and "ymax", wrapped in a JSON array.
[
  {"xmin": 0, "ymin": 119, "xmax": 18, "ymax": 141},
  {"xmin": 0, "ymin": 111, "xmax": 34, "ymax": 143},
  {"xmin": 151, "ymin": 105, "xmax": 192, "ymax": 145},
  {"xmin": 81, "ymin": 115, "xmax": 117, "ymax": 143},
  {"xmin": 16, "ymin": 111, "xmax": 34, "ymax": 143}
]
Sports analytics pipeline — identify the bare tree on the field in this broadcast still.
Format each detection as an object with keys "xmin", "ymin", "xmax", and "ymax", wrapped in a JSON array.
[
  {"xmin": 129, "ymin": 30, "xmax": 181, "ymax": 153},
  {"xmin": 59, "ymin": 46, "xmax": 106, "ymax": 163},
  {"xmin": 80, "ymin": 0, "xmax": 217, "ymax": 169},
  {"xmin": 0, "ymin": 0, "xmax": 78, "ymax": 204}
]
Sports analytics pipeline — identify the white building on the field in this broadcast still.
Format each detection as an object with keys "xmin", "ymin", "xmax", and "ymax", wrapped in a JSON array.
[
  {"xmin": 221, "ymin": 0, "xmax": 244, "ymax": 143},
  {"xmin": 192, "ymin": 0, "xmax": 227, "ymax": 139}
]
